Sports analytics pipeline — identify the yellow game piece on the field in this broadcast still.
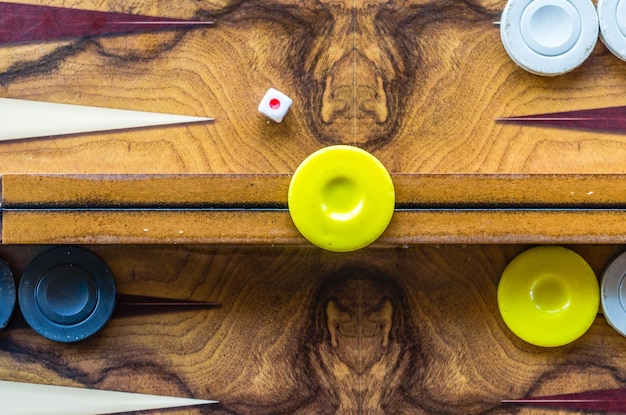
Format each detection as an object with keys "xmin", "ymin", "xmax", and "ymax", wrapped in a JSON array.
[
  {"xmin": 288, "ymin": 145, "xmax": 395, "ymax": 252},
  {"xmin": 498, "ymin": 246, "xmax": 599, "ymax": 347}
]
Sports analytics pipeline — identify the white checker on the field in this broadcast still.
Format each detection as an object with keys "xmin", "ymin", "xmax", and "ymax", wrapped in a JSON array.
[
  {"xmin": 601, "ymin": 250, "xmax": 626, "ymax": 337},
  {"xmin": 500, "ymin": 0, "xmax": 599, "ymax": 75},
  {"xmin": 598, "ymin": 0, "xmax": 626, "ymax": 61}
]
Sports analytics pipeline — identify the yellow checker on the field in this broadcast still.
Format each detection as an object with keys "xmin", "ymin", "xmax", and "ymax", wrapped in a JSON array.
[
  {"xmin": 498, "ymin": 246, "xmax": 599, "ymax": 347},
  {"xmin": 288, "ymin": 145, "xmax": 395, "ymax": 252}
]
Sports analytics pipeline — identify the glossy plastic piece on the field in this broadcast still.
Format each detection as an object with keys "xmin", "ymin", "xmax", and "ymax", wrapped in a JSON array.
[
  {"xmin": 288, "ymin": 145, "xmax": 395, "ymax": 252},
  {"xmin": 498, "ymin": 246, "xmax": 599, "ymax": 347},
  {"xmin": 0, "ymin": 259, "xmax": 16, "ymax": 329},
  {"xmin": 601, "ymin": 250, "xmax": 626, "ymax": 337},
  {"xmin": 500, "ymin": 0, "xmax": 599, "ymax": 75},
  {"xmin": 18, "ymin": 246, "xmax": 116, "ymax": 342},
  {"xmin": 598, "ymin": 0, "xmax": 626, "ymax": 61}
]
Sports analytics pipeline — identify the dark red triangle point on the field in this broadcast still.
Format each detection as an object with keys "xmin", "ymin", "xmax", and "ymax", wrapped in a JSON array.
[
  {"xmin": 0, "ymin": 2, "xmax": 211, "ymax": 44},
  {"xmin": 497, "ymin": 106, "xmax": 626, "ymax": 134},
  {"xmin": 503, "ymin": 388, "xmax": 626, "ymax": 413}
]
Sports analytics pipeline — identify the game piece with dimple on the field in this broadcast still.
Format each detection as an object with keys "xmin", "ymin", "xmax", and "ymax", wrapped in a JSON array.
[
  {"xmin": 597, "ymin": 0, "xmax": 626, "ymax": 61},
  {"xmin": 258, "ymin": 88, "xmax": 293, "ymax": 122},
  {"xmin": 499, "ymin": 0, "xmax": 599, "ymax": 75},
  {"xmin": 0, "ymin": 260, "xmax": 15, "ymax": 330}
]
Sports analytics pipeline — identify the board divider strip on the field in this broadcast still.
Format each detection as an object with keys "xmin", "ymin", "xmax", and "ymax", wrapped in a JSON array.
[
  {"xmin": 3, "ymin": 173, "xmax": 626, "ymax": 209},
  {"xmin": 3, "ymin": 208, "xmax": 626, "ymax": 245}
]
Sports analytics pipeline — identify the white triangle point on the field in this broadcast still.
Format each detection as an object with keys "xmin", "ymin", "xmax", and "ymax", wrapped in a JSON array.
[
  {"xmin": 1, "ymin": 380, "xmax": 218, "ymax": 415},
  {"xmin": 0, "ymin": 98, "xmax": 214, "ymax": 141}
]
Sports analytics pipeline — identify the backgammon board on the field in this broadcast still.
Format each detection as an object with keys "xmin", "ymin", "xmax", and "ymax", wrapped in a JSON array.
[{"xmin": 2, "ymin": 1, "xmax": 626, "ymax": 414}]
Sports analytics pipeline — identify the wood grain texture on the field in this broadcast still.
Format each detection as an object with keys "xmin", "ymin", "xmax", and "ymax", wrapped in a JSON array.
[
  {"xmin": 7, "ymin": 174, "xmax": 626, "ymax": 208},
  {"xmin": 2, "ymin": 3, "xmax": 626, "ymax": 415},
  {"xmin": 2, "ymin": 0, "xmax": 626, "ymax": 244},
  {"xmin": 5, "ymin": 174, "xmax": 626, "ymax": 245},
  {"xmin": 0, "ymin": 0, "xmax": 625, "ymax": 175},
  {"xmin": 9, "ymin": 209, "xmax": 626, "ymax": 245},
  {"xmin": 1, "ymin": 244, "xmax": 626, "ymax": 415}
]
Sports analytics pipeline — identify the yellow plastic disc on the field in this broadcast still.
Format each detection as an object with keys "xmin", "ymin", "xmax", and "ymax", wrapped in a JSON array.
[
  {"xmin": 497, "ymin": 246, "xmax": 599, "ymax": 347},
  {"xmin": 288, "ymin": 145, "xmax": 395, "ymax": 252}
]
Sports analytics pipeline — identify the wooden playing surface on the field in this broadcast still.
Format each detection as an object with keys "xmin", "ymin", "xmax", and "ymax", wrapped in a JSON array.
[
  {"xmin": 2, "ymin": 1, "xmax": 626, "ymax": 414},
  {"xmin": 2, "ymin": 0, "xmax": 626, "ymax": 243},
  {"xmin": 1, "ymin": 0, "xmax": 626, "ymax": 176},
  {"xmin": 1, "ymin": 244, "xmax": 626, "ymax": 415}
]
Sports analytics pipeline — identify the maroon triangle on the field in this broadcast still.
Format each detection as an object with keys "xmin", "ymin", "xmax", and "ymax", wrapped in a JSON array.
[
  {"xmin": 114, "ymin": 294, "xmax": 221, "ymax": 318},
  {"xmin": 0, "ymin": 2, "xmax": 211, "ymax": 44},
  {"xmin": 5, "ymin": 294, "xmax": 220, "ymax": 329},
  {"xmin": 503, "ymin": 388, "xmax": 626, "ymax": 412},
  {"xmin": 497, "ymin": 106, "xmax": 626, "ymax": 134}
]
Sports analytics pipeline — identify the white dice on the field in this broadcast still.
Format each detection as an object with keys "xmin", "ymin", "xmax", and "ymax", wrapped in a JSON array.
[{"xmin": 258, "ymin": 88, "xmax": 293, "ymax": 122}]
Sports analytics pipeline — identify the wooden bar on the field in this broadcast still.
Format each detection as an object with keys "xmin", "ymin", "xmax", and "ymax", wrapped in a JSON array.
[
  {"xmin": 4, "ymin": 208, "xmax": 626, "ymax": 245},
  {"xmin": 1, "ymin": 174, "xmax": 290, "ymax": 208},
  {"xmin": 4, "ymin": 174, "xmax": 626, "ymax": 244},
  {"xmin": 4, "ymin": 174, "xmax": 626, "ymax": 208},
  {"xmin": 0, "ymin": 210, "xmax": 299, "ymax": 245}
]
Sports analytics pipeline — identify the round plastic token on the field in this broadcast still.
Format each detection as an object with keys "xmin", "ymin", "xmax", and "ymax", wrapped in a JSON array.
[
  {"xmin": 597, "ymin": 0, "xmax": 626, "ymax": 61},
  {"xmin": 19, "ymin": 246, "xmax": 116, "ymax": 342},
  {"xmin": 497, "ymin": 246, "xmax": 599, "ymax": 347},
  {"xmin": 600, "ymin": 251, "xmax": 626, "ymax": 337},
  {"xmin": 500, "ymin": 0, "xmax": 599, "ymax": 75},
  {"xmin": 288, "ymin": 145, "xmax": 395, "ymax": 252},
  {"xmin": 0, "ymin": 260, "xmax": 16, "ymax": 330}
]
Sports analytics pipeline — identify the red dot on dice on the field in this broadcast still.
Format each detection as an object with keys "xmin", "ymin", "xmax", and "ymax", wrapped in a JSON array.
[{"xmin": 269, "ymin": 98, "xmax": 281, "ymax": 109}]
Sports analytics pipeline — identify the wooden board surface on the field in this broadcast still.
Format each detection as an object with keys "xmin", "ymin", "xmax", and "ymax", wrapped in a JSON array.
[
  {"xmin": 8, "ymin": 174, "xmax": 626, "ymax": 208},
  {"xmin": 1, "ymin": 244, "xmax": 626, "ymax": 415},
  {"xmin": 2, "ymin": 4, "xmax": 626, "ymax": 414},
  {"xmin": 1, "ymin": 1, "xmax": 626, "ymax": 245},
  {"xmin": 0, "ymin": 0, "xmax": 626, "ymax": 175}
]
